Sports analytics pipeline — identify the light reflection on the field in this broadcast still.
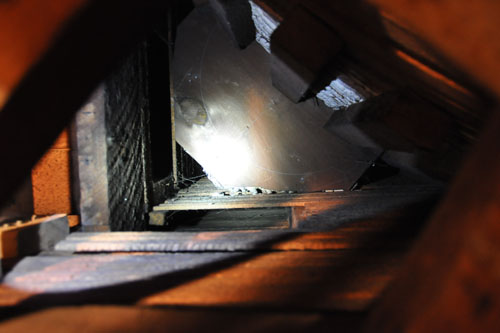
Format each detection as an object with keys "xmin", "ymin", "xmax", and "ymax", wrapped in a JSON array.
[{"xmin": 187, "ymin": 130, "xmax": 253, "ymax": 188}]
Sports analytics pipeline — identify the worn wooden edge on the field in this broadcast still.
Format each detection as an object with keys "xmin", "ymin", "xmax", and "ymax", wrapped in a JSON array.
[
  {"xmin": 0, "ymin": 214, "xmax": 69, "ymax": 259},
  {"xmin": 154, "ymin": 187, "xmax": 441, "ymax": 211},
  {"xmin": 67, "ymin": 215, "xmax": 80, "ymax": 228},
  {"xmin": 55, "ymin": 226, "xmax": 412, "ymax": 253}
]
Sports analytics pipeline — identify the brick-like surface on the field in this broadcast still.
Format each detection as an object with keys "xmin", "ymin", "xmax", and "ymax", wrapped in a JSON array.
[{"xmin": 31, "ymin": 130, "xmax": 72, "ymax": 215}]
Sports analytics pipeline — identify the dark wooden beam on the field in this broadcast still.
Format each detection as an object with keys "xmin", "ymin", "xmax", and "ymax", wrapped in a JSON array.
[
  {"xmin": 359, "ymin": 1, "xmax": 500, "ymax": 330},
  {"xmin": 270, "ymin": 4, "xmax": 342, "ymax": 102},
  {"xmin": 0, "ymin": 0, "xmax": 169, "ymax": 208},
  {"xmin": 209, "ymin": 0, "xmax": 256, "ymax": 49}
]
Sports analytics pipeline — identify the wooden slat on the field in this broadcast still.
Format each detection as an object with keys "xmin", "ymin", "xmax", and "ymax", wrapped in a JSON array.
[
  {"xmin": 367, "ymin": 0, "xmax": 500, "ymax": 99},
  {"xmin": 1, "ymin": 250, "xmax": 403, "ymax": 311},
  {"xmin": 155, "ymin": 186, "xmax": 440, "ymax": 211},
  {"xmin": 0, "ymin": 305, "xmax": 363, "ymax": 333},
  {"xmin": 54, "ymin": 227, "xmax": 408, "ymax": 253},
  {"xmin": 170, "ymin": 208, "xmax": 291, "ymax": 231},
  {"xmin": 366, "ymin": 114, "xmax": 500, "ymax": 332}
]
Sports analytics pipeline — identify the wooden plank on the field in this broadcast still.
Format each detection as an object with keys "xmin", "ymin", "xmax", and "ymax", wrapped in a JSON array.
[
  {"xmin": 270, "ymin": 4, "xmax": 343, "ymax": 102},
  {"xmin": 366, "ymin": 0, "xmax": 500, "ymax": 99},
  {"xmin": 1, "ymin": 250, "xmax": 403, "ymax": 311},
  {"xmin": 149, "ymin": 207, "xmax": 291, "ymax": 229},
  {"xmin": 366, "ymin": 112, "xmax": 500, "ymax": 331},
  {"xmin": 57, "ymin": 204, "xmax": 425, "ymax": 252},
  {"xmin": 137, "ymin": 251, "xmax": 402, "ymax": 311},
  {"xmin": 209, "ymin": 0, "xmax": 256, "ymax": 49},
  {"xmin": 298, "ymin": 1, "xmax": 486, "ymax": 112},
  {"xmin": 54, "ymin": 230, "xmax": 396, "ymax": 253},
  {"xmin": 0, "ymin": 305, "xmax": 364, "ymax": 332},
  {"xmin": 0, "ymin": 214, "xmax": 69, "ymax": 259},
  {"xmin": 155, "ymin": 200, "xmax": 300, "ymax": 210},
  {"xmin": 73, "ymin": 85, "xmax": 110, "ymax": 230},
  {"xmin": 170, "ymin": 208, "xmax": 291, "ymax": 231},
  {"xmin": 358, "ymin": 0, "xmax": 500, "ymax": 330},
  {"xmin": 154, "ymin": 186, "xmax": 440, "ymax": 211}
]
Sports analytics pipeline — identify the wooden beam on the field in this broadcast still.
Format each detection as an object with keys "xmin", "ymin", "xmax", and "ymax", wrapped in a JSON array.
[
  {"xmin": 0, "ymin": 0, "xmax": 169, "ymax": 209},
  {"xmin": 270, "ymin": 4, "xmax": 342, "ymax": 102},
  {"xmin": 209, "ymin": 0, "xmax": 256, "ymax": 49},
  {"xmin": 0, "ymin": 305, "xmax": 361, "ymax": 333},
  {"xmin": 357, "ymin": 0, "xmax": 500, "ymax": 331},
  {"xmin": 366, "ymin": 113, "xmax": 500, "ymax": 331},
  {"xmin": 1, "ymin": 251, "xmax": 402, "ymax": 311},
  {"xmin": 153, "ymin": 187, "xmax": 439, "ymax": 211},
  {"xmin": 0, "ymin": 0, "xmax": 88, "ymax": 109},
  {"xmin": 367, "ymin": 0, "xmax": 500, "ymax": 99}
]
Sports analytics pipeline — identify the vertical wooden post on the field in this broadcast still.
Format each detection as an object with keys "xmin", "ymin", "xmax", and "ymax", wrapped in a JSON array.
[{"xmin": 168, "ymin": 6, "xmax": 178, "ymax": 188}]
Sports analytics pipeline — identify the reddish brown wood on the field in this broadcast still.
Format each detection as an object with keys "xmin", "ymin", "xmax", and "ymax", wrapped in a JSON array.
[
  {"xmin": 0, "ymin": 0, "xmax": 87, "ymax": 109},
  {"xmin": 366, "ymin": 112, "xmax": 500, "ymax": 332},
  {"xmin": 363, "ymin": 0, "xmax": 500, "ymax": 328},
  {"xmin": 367, "ymin": 0, "xmax": 500, "ymax": 98},
  {"xmin": 0, "ymin": 305, "xmax": 363, "ymax": 332}
]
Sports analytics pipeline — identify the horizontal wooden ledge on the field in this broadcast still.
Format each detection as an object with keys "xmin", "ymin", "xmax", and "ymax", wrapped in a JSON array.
[
  {"xmin": 153, "ymin": 187, "xmax": 441, "ymax": 211},
  {"xmin": 55, "ymin": 229, "xmax": 411, "ymax": 253}
]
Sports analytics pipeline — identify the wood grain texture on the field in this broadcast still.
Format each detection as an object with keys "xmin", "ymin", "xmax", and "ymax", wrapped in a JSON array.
[
  {"xmin": 367, "ymin": 0, "xmax": 500, "ymax": 98},
  {"xmin": 0, "ymin": 250, "xmax": 401, "ymax": 312},
  {"xmin": 357, "ymin": 0, "xmax": 500, "ymax": 331}
]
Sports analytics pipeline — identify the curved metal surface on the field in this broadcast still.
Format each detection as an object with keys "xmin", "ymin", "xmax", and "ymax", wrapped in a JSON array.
[{"xmin": 173, "ymin": 6, "xmax": 376, "ymax": 191}]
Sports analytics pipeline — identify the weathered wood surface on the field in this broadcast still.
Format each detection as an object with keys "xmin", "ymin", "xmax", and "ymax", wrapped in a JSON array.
[
  {"xmin": 54, "ymin": 227, "xmax": 411, "ymax": 253},
  {"xmin": 0, "ymin": 188, "xmax": 432, "ymax": 314},
  {"xmin": 0, "ymin": 250, "xmax": 402, "ymax": 312},
  {"xmin": 155, "ymin": 177, "xmax": 439, "ymax": 212},
  {"xmin": 0, "ymin": 198, "xmax": 431, "ymax": 315},
  {"xmin": 169, "ymin": 208, "xmax": 291, "ymax": 231},
  {"xmin": 73, "ymin": 85, "xmax": 110, "ymax": 230},
  {"xmin": 209, "ymin": 0, "xmax": 256, "ymax": 49},
  {"xmin": 357, "ymin": 0, "xmax": 500, "ymax": 331},
  {"xmin": 270, "ymin": 4, "xmax": 342, "ymax": 102},
  {"xmin": 0, "ymin": 182, "xmax": 435, "ymax": 331},
  {"xmin": 365, "ymin": 113, "xmax": 500, "ymax": 332},
  {"xmin": 366, "ymin": 0, "xmax": 500, "ymax": 99},
  {"xmin": 155, "ymin": 178, "xmax": 440, "ymax": 234}
]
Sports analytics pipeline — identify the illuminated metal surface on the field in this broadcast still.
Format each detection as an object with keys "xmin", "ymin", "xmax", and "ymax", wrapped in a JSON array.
[{"xmin": 173, "ymin": 6, "xmax": 376, "ymax": 191}]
